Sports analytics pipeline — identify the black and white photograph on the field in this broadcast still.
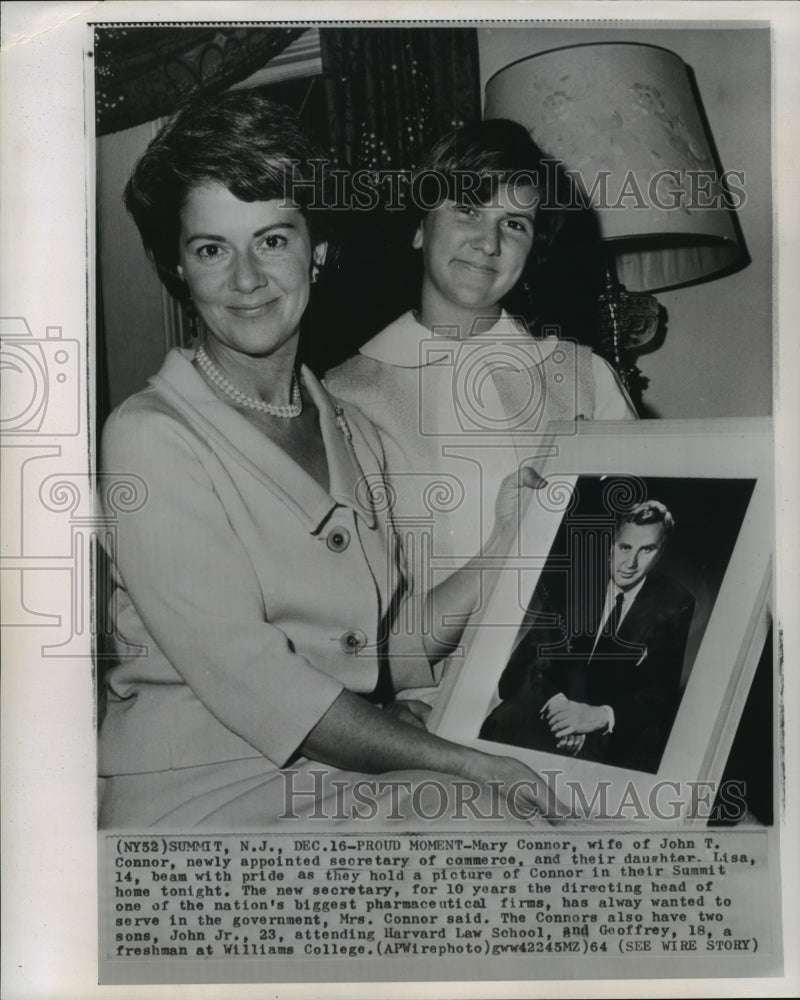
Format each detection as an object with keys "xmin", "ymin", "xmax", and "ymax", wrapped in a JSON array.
[
  {"xmin": 431, "ymin": 422, "xmax": 774, "ymax": 826},
  {"xmin": 1, "ymin": 3, "xmax": 798, "ymax": 999},
  {"xmin": 478, "ymin": 476, "xmax": 756, "ymax": 776}
]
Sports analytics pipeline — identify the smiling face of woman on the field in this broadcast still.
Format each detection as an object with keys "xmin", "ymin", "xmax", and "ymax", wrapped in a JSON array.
[
  {"xmin": 178, "ymin": 181, "xmax": 325, "ymax": 362},
  {"xmin": 413, "ymin": 181, "xmax": 537, "ymax": 328}
]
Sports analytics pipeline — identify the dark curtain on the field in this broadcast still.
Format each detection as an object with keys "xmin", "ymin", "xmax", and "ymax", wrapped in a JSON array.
[
  {"xmin": 94, "ymin": 26, "xmax": 303, "ymax": 135},
  {"xmin": 305, "ymin": 28, "xmax": 481, "ymax": 373},
  {"xmin": 320, "ymin": 28, "xmax": 480, "ymax": 171}
]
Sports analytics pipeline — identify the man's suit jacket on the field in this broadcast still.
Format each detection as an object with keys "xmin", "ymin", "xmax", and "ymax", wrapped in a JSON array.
[{"xmin": 480, "ymin": 570, "xmax": 696, "ymax": 773}]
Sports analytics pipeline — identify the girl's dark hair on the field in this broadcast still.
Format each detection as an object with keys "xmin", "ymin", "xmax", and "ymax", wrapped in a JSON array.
[
  {"xmin": 413, "ymin": 118, "xmax": 565, "ymax": 271},
  {"xmin": 124, "ymin": 88, "xmax": 328, "ymax": 302}
]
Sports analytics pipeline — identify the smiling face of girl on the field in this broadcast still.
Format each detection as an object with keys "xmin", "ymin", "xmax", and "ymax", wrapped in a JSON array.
[
  {"xmin": 178, "ymin": 181, "xmax": 326, "ymax": 364},
  {"xmin": 413, "ymin": 180, "xmax": 538, "ymax": 331}
]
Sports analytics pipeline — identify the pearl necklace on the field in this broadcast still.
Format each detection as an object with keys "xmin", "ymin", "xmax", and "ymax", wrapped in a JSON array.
[{"xmin": 195, "ymin": 345, "xmax": 303, "ymax": 419}]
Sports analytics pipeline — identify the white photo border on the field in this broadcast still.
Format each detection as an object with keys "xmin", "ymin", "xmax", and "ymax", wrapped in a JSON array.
[{"xmin": 431, "ymin": 419, "xmax": 774, "ymax": 826}]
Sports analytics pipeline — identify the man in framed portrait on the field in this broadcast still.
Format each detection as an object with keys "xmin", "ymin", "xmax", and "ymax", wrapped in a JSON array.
[{"xmin": 480, "ymin": 501, "xmax": 696, "ymax": 773}]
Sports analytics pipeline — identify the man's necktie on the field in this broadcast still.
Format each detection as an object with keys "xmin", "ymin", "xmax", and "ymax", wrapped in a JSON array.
[
  {"xmin": 591, "ymin": 591, "xmax": 626, "ymax": 660},
  {"xmin": 610, "ymin": 591, "xmax": 625, "ymax": 634}
]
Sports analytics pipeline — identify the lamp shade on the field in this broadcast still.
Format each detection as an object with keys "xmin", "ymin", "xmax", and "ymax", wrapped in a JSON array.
[{"xmin": 485, "ymin": 42, "xmax": 748, "ymax": 292}]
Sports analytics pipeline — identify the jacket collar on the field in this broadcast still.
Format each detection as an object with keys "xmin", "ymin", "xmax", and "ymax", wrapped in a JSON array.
[
  {"xmin": 358, "ymin": 309, "xmax": 561, "ymax": 369},
  {"xmin": 615, "ymin": 572, "xmax": 669, "ymax": 638},
  {"xmin": 150, "ymin": 349, "xmax": 376, "ymax": 533},
  {"xmin": 609, "ymin": 575, "xmax": 648, "ymax": 612}
]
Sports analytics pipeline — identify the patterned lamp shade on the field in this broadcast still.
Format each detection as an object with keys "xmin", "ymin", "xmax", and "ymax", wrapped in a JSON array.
[{"xmin": 485, "ymin": 42, "xmax": 748, "ymax": 292}]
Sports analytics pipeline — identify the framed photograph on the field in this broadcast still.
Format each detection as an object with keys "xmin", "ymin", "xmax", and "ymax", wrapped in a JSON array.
[{"xmin": 430, "ymin": 419, "xmax": 773, "ymax": 825}]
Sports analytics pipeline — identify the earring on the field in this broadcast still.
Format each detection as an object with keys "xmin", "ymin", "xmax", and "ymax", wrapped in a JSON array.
[{"xmin": 311, "ymin": 265, "xmax": 321, "ymax": 284}]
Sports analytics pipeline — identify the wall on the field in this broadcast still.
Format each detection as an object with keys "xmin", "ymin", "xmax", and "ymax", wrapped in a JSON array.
[{"xmin": 477, "ymin": 25, "xmax": 772, "ymax": 418}]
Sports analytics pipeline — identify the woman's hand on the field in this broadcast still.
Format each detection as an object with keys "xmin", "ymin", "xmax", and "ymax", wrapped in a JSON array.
[
  {"xmin": 303, "ymin": 690, "xmax": 570, "ymax": 824},
  {"xmin": 423, "ymin": 464, "xmax": 548, "ymax": 663},
  {"xmin": 490, "ymin": 464, "xmax": 547, "ymax": 548},
  {"xmin": 458, "ymin": 747, "xmax": 569, "ymax": 824},
  {"xmin": 382, "ymin": 699, "xmax": 431, "ymax": 730}
]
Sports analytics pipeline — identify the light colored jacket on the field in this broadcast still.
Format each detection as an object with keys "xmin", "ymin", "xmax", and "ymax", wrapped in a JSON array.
[
  {"xmin": 99, "ymin": 349, "xmax": 429, "ymax": 777},
  {"xmin": 326, "ymin": 310, "xmax": 636, "ymax": 565}
]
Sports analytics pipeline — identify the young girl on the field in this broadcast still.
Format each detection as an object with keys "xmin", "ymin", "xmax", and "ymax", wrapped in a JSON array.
[{"xmin": 327, "ymin": 119, "xmax": 635, "ymax": 577}]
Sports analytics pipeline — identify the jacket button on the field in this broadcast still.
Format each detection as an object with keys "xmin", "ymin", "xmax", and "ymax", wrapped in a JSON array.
[
  {"xmin": 326, "ymin": 527, "xmax": 350, "ymax": 552},
  {"xmin": 340, "ymin": 628, "xmax": 367, "ymax": 653}
]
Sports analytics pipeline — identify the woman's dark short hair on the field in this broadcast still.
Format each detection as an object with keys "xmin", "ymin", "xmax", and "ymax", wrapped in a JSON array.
[
  {"xmin": 412, "ymin": 118, "xmax": 565, "ymax": 270},
  {"xmin": 124, "ymin": 88, "xmax": 327, "ymax": 302}
]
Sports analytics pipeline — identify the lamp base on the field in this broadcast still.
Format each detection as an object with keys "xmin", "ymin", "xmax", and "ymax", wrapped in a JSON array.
[{"xmin": 597, "ymin": 264, "xmax": 662, "ymax": 408}]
